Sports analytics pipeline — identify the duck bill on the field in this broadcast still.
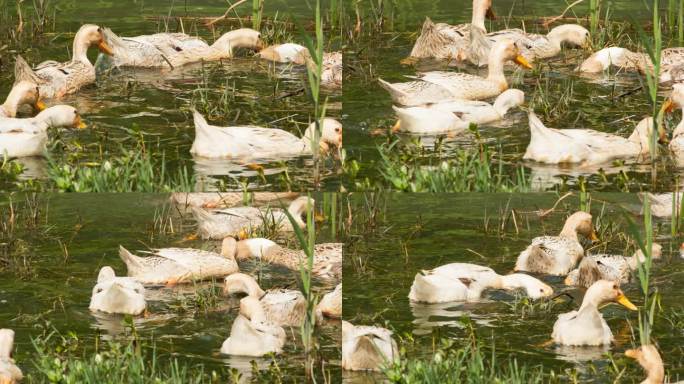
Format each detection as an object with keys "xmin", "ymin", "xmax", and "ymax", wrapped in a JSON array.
[
  {"xmin": 98, "ymin": 40, "xmax": 114, "ymax": 56},
  {"xmin": 255, "ymin": 39, "xmax": 266, "ymax": 51},
  {"xmin": 74, "ymin": 116, "xmax": 87, "ymax": 129},
  {"xmin": 616, "ymin": 293, "xmax": 638, "ymax": 311},
  {"xmin": 514, "ymin": 55, "xmax": 533, "ymax": 70},
  {"xmin": 590, "ymin": 229, "xmax": 599, "ymax": 242},
  {"xmin": 485, "ymin": 7, "xmax": 496, "ymax": 20},
  {"xmin": 662, "ymin": 98, "xmax": 675, "ymax": 114},
  {"xmin": 34, "ymin": 99, "xmax": 47, "ymax": 111},
  {"xmin": 624, "ymin": 348, "xmax": 639, "ymax": 359}
]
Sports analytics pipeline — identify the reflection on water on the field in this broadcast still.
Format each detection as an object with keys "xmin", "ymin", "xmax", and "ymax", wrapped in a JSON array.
[{"xmin": 409, "ymin": 301, "xmax": 495, "ymax": 335}]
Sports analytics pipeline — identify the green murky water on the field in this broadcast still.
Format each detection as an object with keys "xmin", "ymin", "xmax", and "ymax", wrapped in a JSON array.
[
  {"xmin": 0, "ymin": 0, "xmax": 342, "ymax": 191},
  {"xmin": 343, "ymin": 193, "xmax": 684, "ymax": 382},
  {"xmin": 344, "ymin": 1, "xmax": 684, "ymax": 192},
  {"xmin": 0, "ymin": 193, "xmax": 341, "ymax": 381}
]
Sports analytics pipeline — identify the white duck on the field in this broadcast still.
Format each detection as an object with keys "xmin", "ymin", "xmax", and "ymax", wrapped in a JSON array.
[
  {"xmin": 626, "ymin": 344, "xmax": 684, "ymax": 384},
  {"xmin": 515, "ymin": 211, "xmax": 597, "ymax": 275},
  {"xmin": 523, "ymin": 112, "xmax": 663, "ymax": 166},
  {"xmin": 257, "ymin": 43, "xmax": 310, "ymax": 64},
  {"xmin": 0, "ymin": 81, "xmax": 45, "ymax": 118},
  {"xmin": 0, "ymin": 330, "xmax": 22, "ymax": 384},
  {"xmin": 0, "ymin": 105, "xmax": 87, "ymax": 158},
  {"xmin": 118, "ymin": 238, "xmax": 239, "ymax": 285},
  {"xmin": 408, "ymin": 0, "xmax": 494, "ymax": 62},
  {"xmin": 663, "ymin": 83, "xmax": 684, "ymax": 165},
  {"xmin": 89, "ymin": 266, "xmax": 146, "ymax": 315},
  {"xmin": 190, "ymin": 110, "xmax": 342, "ymax": 160},
  {"xmin": 483, "ymin": 24, "xmax": 590, "ymax": 63},
  {"xmin": 379, "ymin": 39, "xmax": 532, "ymax": 107},
  {"xmin": 408, "ymin": 262, "xmax": 553, "ymax": 303},
  {"xmin": 220, "ymin": 296, "xmax": 286, "ymax": 357},
  {"xmin": 169, "ymin": 192, "xmax": 299, "ymax": 208},
  {"xmin": 225, "ymin": 237, "xmax": 341, "ymax": 281},
  {"xmin": 579, "ymin": 46, "xmax": 684, "ymax": 83},
  {"xmin": 342, "ymin": 320, "xmax": 398, "ymax": 371},
  {"xmin": 392, "ymin": 89, "xmax": 524, "ymax": 134},
  {"xmin": 552, "ymin": 280, "xmax": 637, "ymax": 346},
  {"xmin": 100, "ymin": 27, "xmax": 263, "ymax": 68},
  {"xmin": 317, "ymin": 283, "xmax": 342, "ymax": 319},
  {"xmin": 192, "ymin": 196, "xmax": 314, "ymax": 239},
  {"xmin": 639, "ymin": 192, "xmax": 682, "ymax": 218},
  {"xmin": 564, "ymin": 243, "xmax": 662, "ymax": 288},
  {"xmin": 14, "ymin": 25, "xmax": 114, "ymax": 99},
  {"xmin": 223, "ymin": 273, "xmax": 306, "ymax": 326}
]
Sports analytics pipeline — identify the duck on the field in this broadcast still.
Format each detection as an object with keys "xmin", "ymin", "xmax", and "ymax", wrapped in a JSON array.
[
  {"xmin": 579, "ymin": 46, "xmax": 684, "ymax": 84},
  {"xmin": 515, "ymin": 211, "xmax": 597, "ymax": 275},
  {"xmin": 408, "ymin": 0, "xmax": 494, "ymax": 62},
  {"xmin": 89, "ymin": 266, "xmax": 146, "ymax": 315},
  {"xmin": 663, "ymin": 83, "xmax": 684, "ymax": 164},
  {"xmin": 169, "ymin": 192, "xmax": 299, "ymax": 208},
  {"xmin": 223, "ymin": 273, "xmax": 305, "ymax": 326},
  {"xmin": 639, "ymin": 192, "xmax": 682, "ymax": 218},
  {"xmin": 408, "ymin": 262, "xmax": 553, "ymax": 303},
  {"xmin": 224, "ymin": 237, "xmax": 341, "ymax": 281},
  {"xmin": 0, "ymin": 329, "xmax": 22, "ymax": 384},
  {"xmin": 190, "ymin": 110, "xmax": 342, "ymax": 160},
  {"xmin": 523, "ymin": 112, "xmax": 664, "ymax": 166},
  {"xmin": 100, "ymin": 27, "xmax": 262, "ymax": 69},
  {"xmin": 626, "ymin": 344, "xmax": 684, "ymax": 384},
  {"xmin": 564, "ymin": 243, "xmax": 662, "ymax": 288},
  {"xmin": 220, "ymin": 296, "xmax": 286, "ymax": 357},
  {"xmin": 14, "ymin": 24, "xmax": 114, "ymax": 99},
  {"xmin": 257, "ymin": 43, "xmax": 310, "ymax": 65},
  {"xmin": 118, "ymin": 238, "xmax": 239, "ymax": 285},
  {"xmin": 342, "ymin": 320, "xmax": 398, "ymax": 371},
  {"xmin": 0, "ymin": 81, "xmax": 45, "ymax": 118},
  {"xmin": 482, "ymin": 24, "xmax": 590, "ymax": 63},
  {"xmin": 322, "ymin": 51, "xmax": 342, "ymax": 89},
  {"xmin": 379, "ymin": 39, "xmax": 532, "ymax": 107},
  {"xmin": 192, "ymin": 196, "xmax": 314, "ymax": 239},
  {"xmin": 552, "ymin": 279, "xmax": 637, "ymax": 346},
  {"xmin": 317, "ymin": 283, "xmax": 342, "ymax": 319},
  {"xmin": 391, "ymin": 89, "xmax": 524, "ymax": 134},
  {"xmin": 0, "ymin": 105, "xmax": 87, "ymax": 158}
]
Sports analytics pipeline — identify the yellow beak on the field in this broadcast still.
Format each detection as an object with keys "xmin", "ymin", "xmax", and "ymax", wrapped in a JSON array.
[
  {"xmin": 74, "ymin": 115, "xmax": 87, "ymax": 129},
  {"xmin": 590, "ymin": 229, "xmax": 599, "ymax": 242},
  {"xmin": 34, "ymin": 99, "xmax": 47, "ymax": 111},
  {"xmin": 625, "ymin": 348, "xmax": 639, "ymax": 359},
  {"xmin": 98, "ymin": 40, "xmax": 114, "ymax": 56},
  {"xmin": 616, "ymin": 293, "xmax": 638, "ymax": 311},
  {"xmin": 514, "ymin": 55, "xmax": 533, "ymax": 70}
]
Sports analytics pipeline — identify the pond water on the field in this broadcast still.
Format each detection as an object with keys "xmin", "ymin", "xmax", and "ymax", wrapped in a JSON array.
[
  {"xmin": 0, "ymin": 193, "xmax": 341, "ymax": 381},
  {"xmin": 342, "ymin": 193, "xmax": 684, "ymax": 382},
  {"xmin": 344, "ymin": 1, "xmax": 684, "ymax": 192},
  {"xmin": 0, "ymin": 0, "xmax": 342, "ymax": 191}
]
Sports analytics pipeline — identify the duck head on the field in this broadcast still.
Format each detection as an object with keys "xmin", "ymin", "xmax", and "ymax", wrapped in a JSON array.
[
  {"xmin": 89, "ymin": 266, "xmax": 146, "ymax": 315},
  {"xmin": 493, "ymin": 89, "xmax": 525, "ymax": 116},
  {"xmin": 560, "ymin": 211, "xmax": 598, "ymax": 242},
  {"xmin": 489, "ymin": 39, "xmax": 533, "ymax": 70},
  {"xmin": 625, "ymin": 344, "xmax": 665, "ymax": 384},
  {"xmin": 501, "ymin": 273, "xmax": 553, "ymax": 299},
  {"xmin": 582, "ymin": 280, "xmax": 637, "ymax": 311},
  {"xmin": 547, "ymin": 24, "xmax": 591, "ymax": 49},
  {"xmin": 223, "ymin": 272, "xmax": 266, "ymax": 298},
  {"xmin": 303, "ymin": 118, "xmax": 343, "ymax": 154},
  {"xmin": 73, "ymin": 24, "xmax": 114, "ymax": 62},
  {"xmin": 627, "ymin": 117, "xmax": 666, "ymax": 150},
  {"xmin": 213, "ymin": 28, "xmax": 264, "ymax": 53},
  {"xmin": 35, "ymin": 105, "xmax": 87, "ymax": 129},
  {"xmin": 2, "ymin": 81, "xmax": 45, "ymax": 117}
]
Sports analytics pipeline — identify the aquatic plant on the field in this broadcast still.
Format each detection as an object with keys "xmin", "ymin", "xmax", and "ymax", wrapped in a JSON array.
[{"xmin": 376, "ymin": 136, "xmax": 530, "ymax": 193}]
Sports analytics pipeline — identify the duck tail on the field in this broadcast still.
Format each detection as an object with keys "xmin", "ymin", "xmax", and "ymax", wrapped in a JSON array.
[
  {"xmin": 118, "ymin": 245, "xmax": 143, "ymax": 275},
  {"xmin": 408, "ymin": 272, "xmax": 433, "ymax": 302},
  {"xmin": 353, "ymin": 334, "xmax": 385, "ymax": 367},
  {"xmin": 576, "ymin": 257, "xmax": 602, "ymax": 288},
  {"xmin": 527, "ymin": 112, "xmax": 553, "ymax": 140},
  {"xmin": 13, "ymin": 55, "xmax": 41, "ymax": 86},
  {"xmin": 468, "ymin": 24, "xmax": 490, "ymax": 66},
  {"xmin": 378, "ymin": 78, "xmax": 408, "ymax": 101},
  {"xmin": 192, "ymin": 109, "xmax": 211, "ymax": 133},
  {"xmin": 190, "ymin": 207, "xmax": 215, "ymax": 238}
]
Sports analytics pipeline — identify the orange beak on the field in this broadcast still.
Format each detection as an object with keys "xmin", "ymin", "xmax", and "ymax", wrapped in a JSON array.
[
  {"xmin": 98, "ymin": 39, "xmax": 114, "ymax": 56},
  {"xmin": 256, "ymin": 39, "xmax": 266, "ymax": 51},
  {"xmin": 662, "ymin": 98, "xmax": 676, "ymax": 114},
  {"xmin": 616, "ymin": 292, "xmax": 638, "ymax": 311},
  {"xmin": 590, "ymin": 229, "xmax": 599, "ymax": 242},
  {"xmin": 514, "ymin": 55, "xmax": 533, "ymax": 70},
  {"xmin": 74, "ymin": 115, "xmax": 87, "ymax": 129},
  {"xmin": 34, "ymin": 99, "xmax": 47, "ymax": 111}
]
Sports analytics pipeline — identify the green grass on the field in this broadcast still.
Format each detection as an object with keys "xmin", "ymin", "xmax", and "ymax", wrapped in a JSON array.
[{"xmin": 375, "ymin": 135, "xmax": 530, "ymax": 193}]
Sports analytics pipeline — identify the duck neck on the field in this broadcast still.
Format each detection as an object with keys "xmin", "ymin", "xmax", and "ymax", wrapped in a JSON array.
[
  {"xmin": 486, "ymin": 51, "xmax": 508, "ymax": 91},
  {"xmin": 545, "ymin": 31, "xmax": 565, "ymax": 53},
  {"xmin": 238, "ymin": 238, "xmax": 280, "ymax": 262},
  {"xmin": 228, "ymin": 275, "xmax": 265, "ymax": 298},
  {"xmin": 471, "ymin": 0, "xmax": 488, "ymax": 30},
  {"xmin": 559, "ymin": 222, "xmax": 580, "ymax": 242},
  {"xmin": 492, "ymin": 93, "xmax": 518, "ymax": 117},
  {"xmin": 287, "ymin": 200, "xmax": 310, "ymax": 229},
  {"xmin": 73, "ymin": 35, "xmax": 93, "ymax": 64}
]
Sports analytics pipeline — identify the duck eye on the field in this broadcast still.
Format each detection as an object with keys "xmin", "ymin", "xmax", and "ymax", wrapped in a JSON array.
[
  {"xmin": 96, "ymin": 288, "xmax": 103, "ymax": 293},
  {"xmin": 612, "ymin": 284, "xmax": 618, "ymax": 290},
  {"xmin": 134, "ymin": 288, "xmax": 140, "ymax": 294},
  {"xmin": 97, "ymin": 27, "xmax": 102, "ymax": 32},
  {"xmin": 334, "ymin": 127, "xmax": 341, "ymax": 133}
]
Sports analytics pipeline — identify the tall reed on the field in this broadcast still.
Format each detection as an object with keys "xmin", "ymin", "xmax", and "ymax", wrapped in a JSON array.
[
  {"xmin": 631, "ymin": 195, "xmax": 658, "ymax": 346},
  {"xmin": 252, "ymin": 0, "xmax": 263, "ymax": 31}
]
